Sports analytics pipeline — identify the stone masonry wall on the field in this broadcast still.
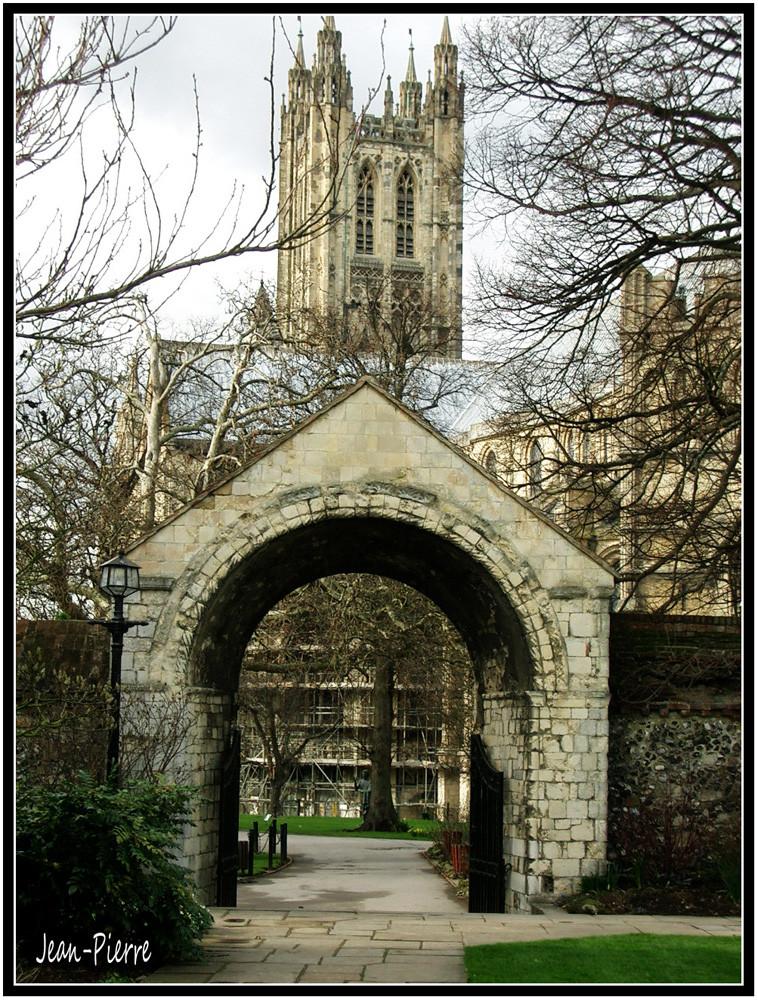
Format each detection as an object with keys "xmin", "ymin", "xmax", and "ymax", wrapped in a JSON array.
[
  {"xmin": 609, "ymin": 711, "xmax": 741, "ymax": 822},
  {"xmin": 607, "ymin": 613, "xmax": 741, "ymax": 860}
]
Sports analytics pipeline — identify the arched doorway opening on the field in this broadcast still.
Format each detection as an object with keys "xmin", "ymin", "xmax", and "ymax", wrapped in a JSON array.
[
  {"xmin": 238, "ymin": 572, "xmax": 477, "ymax": 830},
  {"xmin": 175, "ymin": 513, "xmax": 544, "ymax": 910}
]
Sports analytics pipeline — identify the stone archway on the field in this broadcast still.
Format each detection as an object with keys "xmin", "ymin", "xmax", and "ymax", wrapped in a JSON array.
[{"xmin": 122, "ymin": 378, "xmax": 614, "ymax": 911}]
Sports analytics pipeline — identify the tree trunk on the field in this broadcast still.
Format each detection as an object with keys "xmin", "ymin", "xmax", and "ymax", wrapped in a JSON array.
[
  {"xmin": 141, "ymin": 332, "xmax": 166, "ymax": 528},
  {"xmin": 269, "ymin": 770, "xmax": 284, "ymax": 817},
  {"xmin": 360, "ymin": 657, "xmax": 402, "ymax": 832}
]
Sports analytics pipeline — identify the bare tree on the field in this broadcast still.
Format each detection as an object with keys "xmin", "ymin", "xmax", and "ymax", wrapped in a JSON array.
[
  {"xmin": 462, "ymin": 14, "xmax": 741, "ymax": 613},
  {"xmin": 16, "ymin": 653, "xmax": 200, "ymax": 786},
  {"xmin": 15, "ymin": 280, "xmax": 352, "ymax": 617},
  {"xmin": 15, "ymin": 14, "xmax": 362, "ymax": 347},
  {"xmin": 239, "ymin": 583, "xmax": 351, "ymax": 816},
  {"xmin": 113, "ymin": 272, "xmax": 485, "ymax": 530},
  {"xmin": 285, "ymin": 273, "xmax": 486, "ymax": 435},
  {"xmin": 238, "ymin": 668, "xmax": 340, "ymax": 818},
  {"xmin": 339, "ymin": 577, "xmax": 473, "ymax": 832},
  {"xmin": 119, "ymin": 690, "xmax": 199, "ymax": 784},
  {"xmin": 16, "ymin": 339, "xmax": 142, "ymax": 618},
  {"xmin": 113, "ymin": 289, "xmax": 349, "ymax": 527}
]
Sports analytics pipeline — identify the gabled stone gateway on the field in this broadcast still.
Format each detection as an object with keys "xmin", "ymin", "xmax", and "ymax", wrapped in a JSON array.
[{"xmin": 122, "ymin": 377, "xmax": 614, "ymax": 911}]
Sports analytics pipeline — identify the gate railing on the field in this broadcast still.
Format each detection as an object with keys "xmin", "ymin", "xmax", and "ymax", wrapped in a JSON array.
[
  {"xmin": 468, "ymin": 733, "xmax": 506, "ymax": 913},
  {"xmin": 216, "ymin": 727, "xmax": 241, "ymax": 907}
]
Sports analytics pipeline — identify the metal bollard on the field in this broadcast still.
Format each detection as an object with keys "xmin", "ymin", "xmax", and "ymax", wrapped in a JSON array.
[
  {"xmin": 252, "ymin": 821, "xmax": 259, "ymax": 854},
  {"xmin": 268, "ymin": 818, "xmax": 276, "ymax": 870},
  {"xmin": 247, "ymin": 827, "xmax": 255, "ymax": 876},
  {"xmin": 280, "ymin": 822, "xmax": 288, "ymax": 862}
]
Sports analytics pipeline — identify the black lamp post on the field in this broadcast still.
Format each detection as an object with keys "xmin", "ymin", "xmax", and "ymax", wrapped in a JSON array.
[{"xmin": 92, "ymin": 552, "xmax": 149, "ymax": 784}]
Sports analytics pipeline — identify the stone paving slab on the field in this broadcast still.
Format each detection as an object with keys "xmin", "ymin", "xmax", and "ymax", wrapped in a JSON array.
[{"xmin": 143, "ymin": 907, "xmax": 741, "ymax": 986}]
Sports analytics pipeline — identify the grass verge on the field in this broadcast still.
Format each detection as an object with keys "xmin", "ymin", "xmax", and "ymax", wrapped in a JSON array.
[
  {"xmin": 237, "ymin": 852, "xmax": 285, "ymax": 877},
  {"xmin": 238, "ymin": 813, "xmax": 437, "ymax": 839},
  {"xmin": 464, "ymin": 934, "xmax": 741, "ymax": 984}
]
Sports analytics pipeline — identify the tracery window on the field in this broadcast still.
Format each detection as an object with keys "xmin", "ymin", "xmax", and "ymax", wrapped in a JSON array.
[
  {"xmin": 355, "ymin": 166, "xmax": 374, "ymax": 255},
  {"xmin": 396, "ymin": 168, "xmax": 414, "ymax": 258}
]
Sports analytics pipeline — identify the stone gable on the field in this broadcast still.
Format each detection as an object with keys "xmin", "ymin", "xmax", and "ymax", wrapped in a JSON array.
[{"xmin": 122, "ymin": 377, "xmax": 614, "ymax": 911}]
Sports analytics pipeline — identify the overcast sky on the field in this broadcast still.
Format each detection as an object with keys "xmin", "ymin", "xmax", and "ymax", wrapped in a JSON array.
[{"xmin": 39, "ymin": 12, "xmax": 475, "ymax": 332}]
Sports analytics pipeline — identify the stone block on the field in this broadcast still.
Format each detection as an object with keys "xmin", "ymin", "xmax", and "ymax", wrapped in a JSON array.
[
  {"xmin": 566, "ymin": 799, "xmax": 587, "ymax": 820},
  {"xmin": 565, "ymin": 841, "xmax": 588, "ymax": 859},
  {"xmin": 539, "ymin": 840, "xmax": 564, "ymax": 860},
  {"xmin": 569, "ymin": 613, "xmax": 596, "ymax": 637},
  {"xmin": 551, "ymin": 858, "xmax": 580, "ymax": 878},
  {"xmin": 508, "ymin": 870, "xmax": 527, "ymax": 895},
  {"xmin": 569, "ymin": 821, "xmax": 595, "ymax": 842}
]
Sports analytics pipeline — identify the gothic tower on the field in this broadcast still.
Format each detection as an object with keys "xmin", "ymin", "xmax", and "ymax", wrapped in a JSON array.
[{"xmin": 276, "ymin": 16, "xmax": 464, "ymax": 358}]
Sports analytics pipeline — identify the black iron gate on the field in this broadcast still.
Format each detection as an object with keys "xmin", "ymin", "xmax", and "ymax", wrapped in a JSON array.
[
  {"xmin": 216, "ymin": 727, "xmax": 241, "ymax": 907},
  {"xmin": 468, "ymin": 733, "xmax": 506, "ymax": 913}
]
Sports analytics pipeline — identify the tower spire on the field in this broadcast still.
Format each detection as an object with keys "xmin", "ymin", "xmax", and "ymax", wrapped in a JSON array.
[
  {"xmin": 287, "ymin": 14, "xmax": 311, "ymax": 106},
  {"xmin": 433, "ymin": 15, "xmax": 462, "ymax": 117},
  {"xmin": 295, "ymin": 16, "xmax": 305, "ymax": 67},
  {"xmin": 314, "ymin": 16, "xmax": 352, "ymax": 109},
  {"xmin": 384, "ymin": 73, "xmax": 394, "ymax": 122},
  {"xmin": 405, "ymin": 29, "xmax": 417, "ymax": 82},
  {"xmin": 399, "ymin": 28, "xmax": 422, "ymax": 120}
]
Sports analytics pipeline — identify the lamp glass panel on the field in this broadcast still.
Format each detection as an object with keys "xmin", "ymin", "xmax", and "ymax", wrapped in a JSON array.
[{"xmin": 100, "ymin": 555, "xmax": 140, "ymax": 597}]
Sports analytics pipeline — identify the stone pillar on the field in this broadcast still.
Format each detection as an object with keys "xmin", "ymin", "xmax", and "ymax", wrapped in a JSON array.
[
  {"xmin": 175, "ymin": 690, "xmax": 233, "ymax": 905},
  {"xmin": 483, "ymin": 688, "xmax": 609, "ymax": 912}
]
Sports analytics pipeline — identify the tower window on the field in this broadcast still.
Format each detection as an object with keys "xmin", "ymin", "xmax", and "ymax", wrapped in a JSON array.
[
  {"xmin": 356, "ymin": 166, "xmax": 374, "ymax": 255},
  {"xmin": 396, "ymin": 169, "xmax": 414, "ymax": 258}
]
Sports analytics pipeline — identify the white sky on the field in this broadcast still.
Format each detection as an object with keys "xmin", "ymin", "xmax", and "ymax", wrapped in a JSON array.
[{"xmin": 29, "ymin": 12, "xmax": 476, "ymax": 332}]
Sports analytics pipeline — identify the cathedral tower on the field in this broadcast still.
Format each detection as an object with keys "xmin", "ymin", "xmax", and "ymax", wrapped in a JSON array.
[{"xmin": 276, "ymin": 16, "xmax": 464, "ymax": 358}]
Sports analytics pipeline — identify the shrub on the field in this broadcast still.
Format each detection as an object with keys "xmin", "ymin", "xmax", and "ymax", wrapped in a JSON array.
[
  {"xmin": 580, "ymin": 861, "xmax": 621, "ymax": 894},
  {"xmin": 16, "ymin": 774, "xmax": 212, "ymax": 968},
  {"xmin": 608, "ymin": 772, "xmax": 716, "ymax": 886},
  {"xmin": 710, "ymin": 819, "xmax": 741, "ymax": 902}
]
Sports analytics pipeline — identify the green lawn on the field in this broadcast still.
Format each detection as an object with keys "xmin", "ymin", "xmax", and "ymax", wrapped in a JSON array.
[
  {"xmin": 238, "ymin": 851, "xmax": 284, "ymax": 875},
  {"xmin": 238, "ymin": 813, "xmax": 438, "ymax": 839},
  {"xmin": 464, "ymin": 934, "xmax": 742, "ymax": 984}
]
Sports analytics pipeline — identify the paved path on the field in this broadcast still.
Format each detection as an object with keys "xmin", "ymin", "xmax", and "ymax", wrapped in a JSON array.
[
  {"xmin": 236, "ymin": 833, "xmax": 465, "ymax": 913},
  {"xmin": 145, "ymin": 835, "xmax": 741, "ymax": 985}
]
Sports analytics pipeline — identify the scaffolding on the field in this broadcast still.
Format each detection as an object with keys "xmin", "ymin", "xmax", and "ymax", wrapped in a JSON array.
[
  {"xmin": 240, "ymin": 754, "xmax": 442, "ymax": 819},
  {"xmin": 239, "ymin": 669, "xmax": 471, "ymax": 819}
]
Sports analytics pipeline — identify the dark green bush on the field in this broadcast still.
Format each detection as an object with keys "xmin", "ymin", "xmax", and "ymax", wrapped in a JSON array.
[
  {"xmin": 710, "ymin": 820, "xmax": 741, "ymax": 902},
  {"xmin": 608, "ymin": 773, "xmax": 717, "ymax": 887},
  {"xmin": 16, "ymin": 773, "xmax": 212, "ymax": 968}
]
